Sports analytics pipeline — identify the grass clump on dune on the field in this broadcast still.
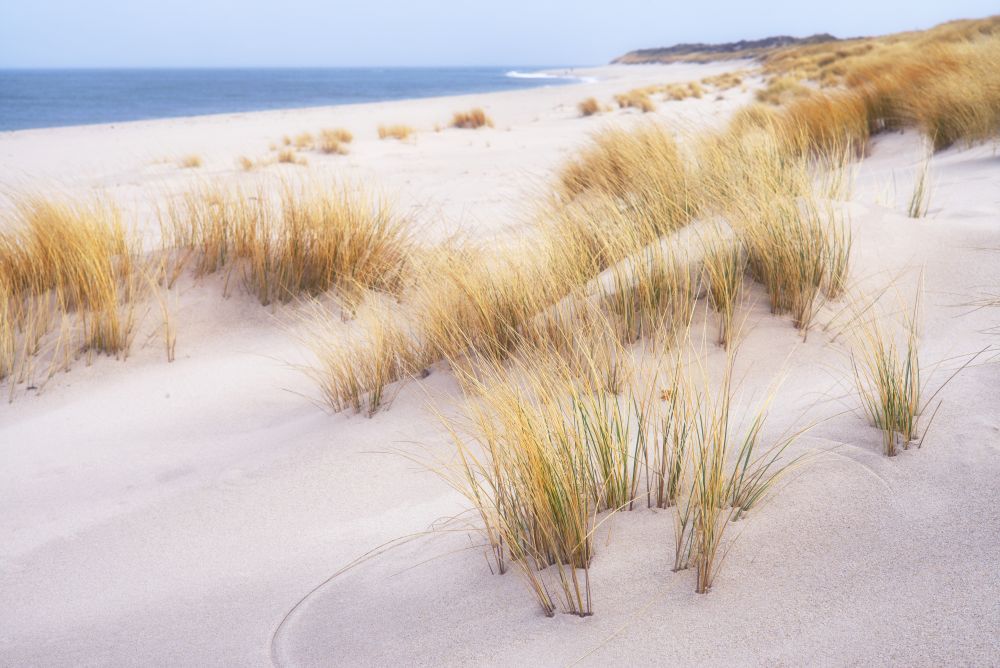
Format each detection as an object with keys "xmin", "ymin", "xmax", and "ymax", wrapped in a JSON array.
[
  {"xmin": 669, "ymin": 350, "xmax": 802, "ymax": 592},
  {"xmin": 697, "ymin": 127, "xmax": 853, "ymax": 337},
  {"xmin": 179, "ymin": 154, "xmax": 203, "ymax": 169},
  {"xmin": 557, "ymin": 123, "xmax": 698, "ymax": 237},
  {"xmin": 161, "ymin": 181, "xmax": 412, "ymax": 306},
  {"xmin": 614, "ymin": 89, "xmax": 656, "ymax": 112},
  {"xmin": 276, "ymin": 148, "xmax": 305, "ymax": 165},
  {"xmin": 411, "ymin": 242, "xmax": 563, "ymax": 367},
  {"xmin": 377, "ymin": 124, "xmax": 414, "ymax": 140},
  {"xmin": 298, "ymin": 300, "xmax": 426, "ymax": 416},
  {"xmin": 907, "ymin": 156, "xmax": 932, "ymax": 218},
  {"xmin": 701, "ymin": 230, "xmax": 746, "ymax": 349},
  {"xmin": 849, "ymin": 290, "xmax": 923, "ymax": 456},
  {"xmin": 754, "ymin": 75, "xmax": 812, "ymax": 106},
  {"xmin": 577, "ymin": 97, "xmax": 601, "ymax": 116},
  {"xmin": 431, "ymin": 332, "xmax": 804, "ymax": 612},
  {"xmin": 293, "ymin": 132, "xmax": 314, "ymax": 149},
  {"xmin": 451, "ymin": 108, "xmax": 494, "ymax": 129},
  {"xmin": 701, "ymin": 71, "xmax": 745, "ymax": 90},
  {"xmin": 435, "ymin": 338, "xmax": 661, "ymax": 616},
  {"xmin": 319, "ymin": 128, "xmax": 353, "ymax": 154},
  {"xmin": 0, "ymin": 196, "xmax": 144, "ymax": 388}
]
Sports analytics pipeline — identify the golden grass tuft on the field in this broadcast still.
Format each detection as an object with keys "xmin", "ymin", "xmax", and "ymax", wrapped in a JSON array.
[
  {"xmin": 701, "ymin": 231, "xmax": 746, "ymax": 349},
  {"xmin": 451, "ymin": 108, "xmax": 494, "ymax": 129},
  {"xmin": 755, "ymin": 76, "xmax": 812, "ymax": 106},
  {"xmin": 298, "ymin": 300, "xmax": 425, "ymax": 416},
  {"xmin": 377, "ymin": 124, "xmax": 414, "ymax": 140},
  {"xmin": 670, "ymin": 349, "xmax": 803, "ymax": 591},
  {"xmin": 577, "ymin": 97, "xmax": 601, "ymax": 116},
  {"xmin": 556, "ymin": 123, "xmax": 698, "ymax": 237},
  {"xmin": 0, "ymin": 196, "xmax": 144, "ymax": 390},
  {"xmin": 614, "ymin": 89, "xmax": 656, "ymax": 112},
  {"xmin": 160, "ymin": 181, "xmax": 412, "ymax": 306},
  {"xmin": 410, "ymin": 242, "xmax": 561, "ymax": 366},
  {"xmin": 701, "ymin": 71, "xmax": 744, "ymax": 90},
  {"xmin": 293, "ymin": 132, "xmax": 314, "ymax": 149},
  {"xmin": 319, "ymin": 128, "xmax": 353, "ymax": 154},
  {"xmin": 908, "ymin": 156, "xmax": 932, "ymax": 218},
  {"xmin": 179, "ymin": 154, "xmax": 203, "ymax": 169},
  {"xmin": 850, "ymin": 291, "xmax": 922, "ymax": 456}
]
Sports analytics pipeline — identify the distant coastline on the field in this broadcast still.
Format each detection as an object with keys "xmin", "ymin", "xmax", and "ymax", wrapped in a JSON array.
[{"xmin": 612, "ymin": 33, "xmax": 841, "ymax": 64}]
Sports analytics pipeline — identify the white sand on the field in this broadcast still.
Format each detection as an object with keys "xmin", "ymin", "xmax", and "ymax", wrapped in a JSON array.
[{"xmin": 1, "ymin": 64, "xmax": 999, "ymax": 666}]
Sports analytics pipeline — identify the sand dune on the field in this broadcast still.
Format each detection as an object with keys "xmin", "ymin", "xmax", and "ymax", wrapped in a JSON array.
[{"xmin": 1, "ymin": 59, "xmax": 998, "ymax": 667}]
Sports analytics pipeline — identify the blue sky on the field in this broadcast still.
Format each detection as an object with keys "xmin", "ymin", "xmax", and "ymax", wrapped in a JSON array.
[{"xmin": 1, "ymin": 1, "xmax": 996, "ymax": 67}]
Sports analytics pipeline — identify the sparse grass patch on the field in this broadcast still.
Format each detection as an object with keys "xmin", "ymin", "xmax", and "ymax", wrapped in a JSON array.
[
  {"xmin": 451, "ymin": 108, "xmax": 493, "ymax": 129},
  {"xmin": 179, "ymin": 154, "xmax": 203, "ymax": 169},
  {"xmin": 293, "ymin": 132, "xmax": 314, "ymax": 149},
  {"xmin": 319, "ymin": 128, "xmax": 353, "ymax": 154},
  {"xmin": 908, "ymin": 156, "xmax": 932, "ymax": 218},
  {"xmin": 670, "ymin": 350, "xmax": 802, "ymax": 591},
  {"xmin": 850, "ymin": 290, "xmax": 923, "ymax": 456},
  {"xmin": 755, "ymin": 76, "xmax": 812, "ymax": 106},
  {"xmin": 614, "ymin": 89, "xmax": 656, "ymax": 112},
  {"xmin": 298, "ymin": 299, "xmax": 424, "ymax": 416},
  {"xmin": 377, "ymin": 124, "xmax": 414, "ymax": 140},
  {"xmin": 701, "ymin": 71, "xmax": 745, "ymax": 90},
  {"xmin": 277, "ymin": 149, "xmax": 305, "ymax": 165},
  {"xmin": 578, "ymin": 97, "xmax": 600, "ymax": 116}
]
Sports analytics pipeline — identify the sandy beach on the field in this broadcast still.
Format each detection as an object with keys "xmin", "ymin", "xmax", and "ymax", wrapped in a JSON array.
[{"xmin": 1, "ymin": 57, "xmax": 999, "ymax": 668}]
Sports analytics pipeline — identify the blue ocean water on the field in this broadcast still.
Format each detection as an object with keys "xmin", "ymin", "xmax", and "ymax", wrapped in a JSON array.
[{"xmin": 0, "ymin": 67, "xmax": 585, "ymax": 132}]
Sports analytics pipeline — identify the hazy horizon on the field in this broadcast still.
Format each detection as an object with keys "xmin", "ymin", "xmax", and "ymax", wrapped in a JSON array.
[{"xmin": 1, "ymin": 1, "xmax": 996, "ymax": 68}]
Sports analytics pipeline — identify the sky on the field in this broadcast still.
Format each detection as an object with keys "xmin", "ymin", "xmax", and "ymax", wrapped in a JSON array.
[{"xmin": 0, "ymin": 0, "xmax": 996, "ymax": 68}]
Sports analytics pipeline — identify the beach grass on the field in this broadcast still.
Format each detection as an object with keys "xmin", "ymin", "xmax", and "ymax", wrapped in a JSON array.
[
  {"xmin": 578, "ymin": 97, "xmax": 600, "ymax": 116},
  {"xmin": 319, "ymin": 128, "xmax": 353, "ymax": 154},
  {"xmin": 614, "ymin": 89, "xmax": 656, "ymax": 112},
  {"xmin": 451, "ymin": 108, "xmax": 494, "ymax": 129},
  {"xmin": 378, "ymin": 124, "xmax": 414, "ymax": 140},
  {"xmin": 160, "ymin": 181, "xmax": 412, "ymax": 306}
]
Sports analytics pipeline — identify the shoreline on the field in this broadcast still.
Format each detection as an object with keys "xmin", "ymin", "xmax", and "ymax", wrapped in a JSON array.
[
  {"xmin": 0, "ymin": 63, "xmax": 738, "ymax": 137},
  {"xmin": 0, "ymin": 65, "xmax": 601, "ymax": 136}
]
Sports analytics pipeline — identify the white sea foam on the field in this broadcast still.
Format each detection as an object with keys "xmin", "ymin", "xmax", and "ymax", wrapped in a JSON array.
[{"xmin": 505, "ymin": 70, "xmax": 597, "ymax": 83}]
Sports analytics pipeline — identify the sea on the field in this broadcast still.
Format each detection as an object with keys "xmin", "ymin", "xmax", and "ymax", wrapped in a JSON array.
[{"xmin": 0, "ymin": 67, "xmax": 589, "ymax": 132}]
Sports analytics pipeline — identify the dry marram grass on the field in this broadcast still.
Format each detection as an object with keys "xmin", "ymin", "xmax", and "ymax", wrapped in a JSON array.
[
  {"xmin": 451, "ymin": 108, "xmax": 494, "ymax": 129},
  {"xmin": 378, "ymin": 124, "xmax": 414, "ymax": 140}
]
